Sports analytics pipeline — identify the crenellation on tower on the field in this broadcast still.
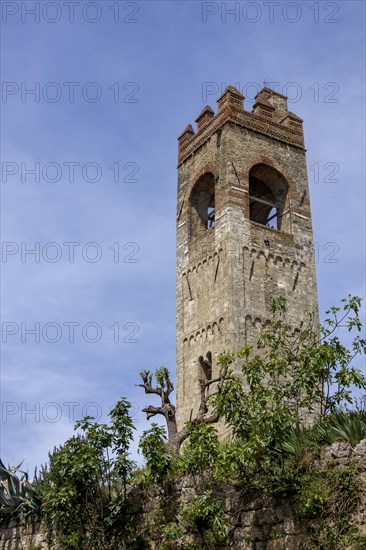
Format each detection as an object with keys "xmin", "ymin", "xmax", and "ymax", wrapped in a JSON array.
[
  {"xmin": 217, "ymin": 85, "xmax": 245, "ymax": 113},
  {"xmin": 177, "ymin": 124, "xmax": 195, "ymax": 151},
  {"xmin": 176, "ymin": 84, "xmax": 318, "ymax": 430},
  {"xmin": 195, "ymin": 105, "xmax": 215, "ymax": 132},
  {"xmin": 178, "ymin": 85, "xmax": 305, "ymax": 166},
  {"xmin": 252, "ymin": 95, "xmax": 276, "ymax": 120},
  {"xmin": 256, "ymin": 87, "xmax": 289, "ymax": 117}
]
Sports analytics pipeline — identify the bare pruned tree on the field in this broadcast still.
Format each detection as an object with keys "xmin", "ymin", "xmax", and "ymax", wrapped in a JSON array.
[{"xmin": 136, "ymin": 364, "xmax": 231, "ymax": 454}]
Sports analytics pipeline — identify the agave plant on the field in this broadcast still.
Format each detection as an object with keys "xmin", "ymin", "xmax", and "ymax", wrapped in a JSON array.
[
  {"xmin": 313, "ymin": 420, "xmax": 336, "ymax": 445},
  {"xmin": 328, "ymin": 410, "xmax": 366, "ymax": 447},
  {"xmin": 0, "ymin": 459, "xmax": 41, "ymax": 523},
  {"xmin": 280, "ymin": 428, "xmax": 310, "ymax": 457},
  {"xmin": 314, "ymin": 409, "xmax": 366, "ymax": 447}
]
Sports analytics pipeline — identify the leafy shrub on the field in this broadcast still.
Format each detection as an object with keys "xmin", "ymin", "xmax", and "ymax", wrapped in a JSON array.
[
  {"xmin": 181, "ymin": 490, "xmax": 226, "ymax": 545},
  {"xmin": 304, "ymin": 520, "xmax": 366, "ymax": 550},
  {"xmin": 292, "ymin": 472, "xmax": 330, "ymax": 519},
  {"xmin": 213, "ymin": 296, "xmax": 366, "ymax": 484},
  {"xmin": 294, "ymin": 465, "xmax": 361, "ymax": 520},
  {"xmin": 138, "ymin": 423, "xmax": 171, "ymax": 483},
  {"xmin": 179, "ymin": 423, "xmax": 220, "ymax": 476},
  {"xmin": 38, "ymin": 397, "xmax": 136, "ymax": 549}
]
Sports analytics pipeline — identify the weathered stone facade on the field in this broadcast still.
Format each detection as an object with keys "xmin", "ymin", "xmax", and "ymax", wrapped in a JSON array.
[
  {"xmin": 176, "ymin": 85, "xmax": 318, "ymax": 430},
  {"xmin": 0, "ymin": 521, "xmax": 49, "ymax": 549}
]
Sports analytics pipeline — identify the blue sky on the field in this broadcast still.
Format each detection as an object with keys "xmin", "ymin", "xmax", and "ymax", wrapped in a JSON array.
[{"xmin": 1, "ymin": 0, "xmax": 365, "ymax": 472}]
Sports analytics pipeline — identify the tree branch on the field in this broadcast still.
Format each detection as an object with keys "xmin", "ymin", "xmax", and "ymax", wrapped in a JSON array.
[
  {"xmin": 137, "ymin": 364, "xmax": 231, "ymax": 453},
  {"xmin": 135, "ymin": 370, "xmax": 162, "ymax": 397},
  {"xmin": 142, "ymin": 405, "xmax": 165, "ymax": 420}
]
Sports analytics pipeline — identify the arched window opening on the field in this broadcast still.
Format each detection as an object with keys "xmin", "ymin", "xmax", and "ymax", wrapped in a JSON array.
[
  {"xmin": 198, "ymin": 351, "xmax": 212, "ymax": 382},
  {"xmin": 249, "ymin": 164, "xmax": 288, "ymax": 231},
  {"xmin": 190, "ymin": 173, "xmax": 215, "ymax": 238}
]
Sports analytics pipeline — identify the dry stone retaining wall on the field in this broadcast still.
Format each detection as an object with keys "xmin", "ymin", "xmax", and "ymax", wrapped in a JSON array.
[{"xmin": 1, "ymin": 440, "xmax": 366, "ymax": 549}]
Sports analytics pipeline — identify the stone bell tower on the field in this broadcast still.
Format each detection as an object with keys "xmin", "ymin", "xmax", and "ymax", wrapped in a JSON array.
[{"xmin": 176, "ymin": 85, "xmax": 318, "ymax": 430}]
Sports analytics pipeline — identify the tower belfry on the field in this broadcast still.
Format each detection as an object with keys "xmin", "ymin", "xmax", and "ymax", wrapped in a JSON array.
[{"xmin": 176, "ymin": 85, "xmax": 318, "ymax": 429}]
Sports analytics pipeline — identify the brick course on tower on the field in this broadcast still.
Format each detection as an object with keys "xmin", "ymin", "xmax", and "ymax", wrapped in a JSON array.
[{"xmin": 176, "ymin": 85, "xmax": 319, "ymax": 430}]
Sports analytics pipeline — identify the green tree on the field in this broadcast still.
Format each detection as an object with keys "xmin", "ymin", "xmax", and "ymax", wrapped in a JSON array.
[
  {"xmin": 179, "ymin": 422, "xmax": 220, "ymax": 477},
  {"xmin": 137, "ymin": 296, "xmax": 366, "ymax": 486},
  {"xmin": 38, "ymin": 398, "xmax": 135, "ymax": 549},
  {"xmin": 211, "ymin": 295, "xmax": 366, "ymax": 481},
  {"xmin": 138, "ymin": 423, "xmax": 171, "ymax": 483}
]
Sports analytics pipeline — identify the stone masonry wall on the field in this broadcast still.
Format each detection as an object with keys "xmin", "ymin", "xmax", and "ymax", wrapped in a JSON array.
[
  {"xmin": 2, "ymin": 440, "xmax": 366, "ymax": 550},
  {"xmin": 0, "ymin": 521, "xmax": 50, "ymax": 550}
]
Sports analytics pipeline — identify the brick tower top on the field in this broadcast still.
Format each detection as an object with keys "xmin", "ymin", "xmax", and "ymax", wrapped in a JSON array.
[{"xmin": 178, "ymin": 86, "xmax": 304, "ymax": 165}]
